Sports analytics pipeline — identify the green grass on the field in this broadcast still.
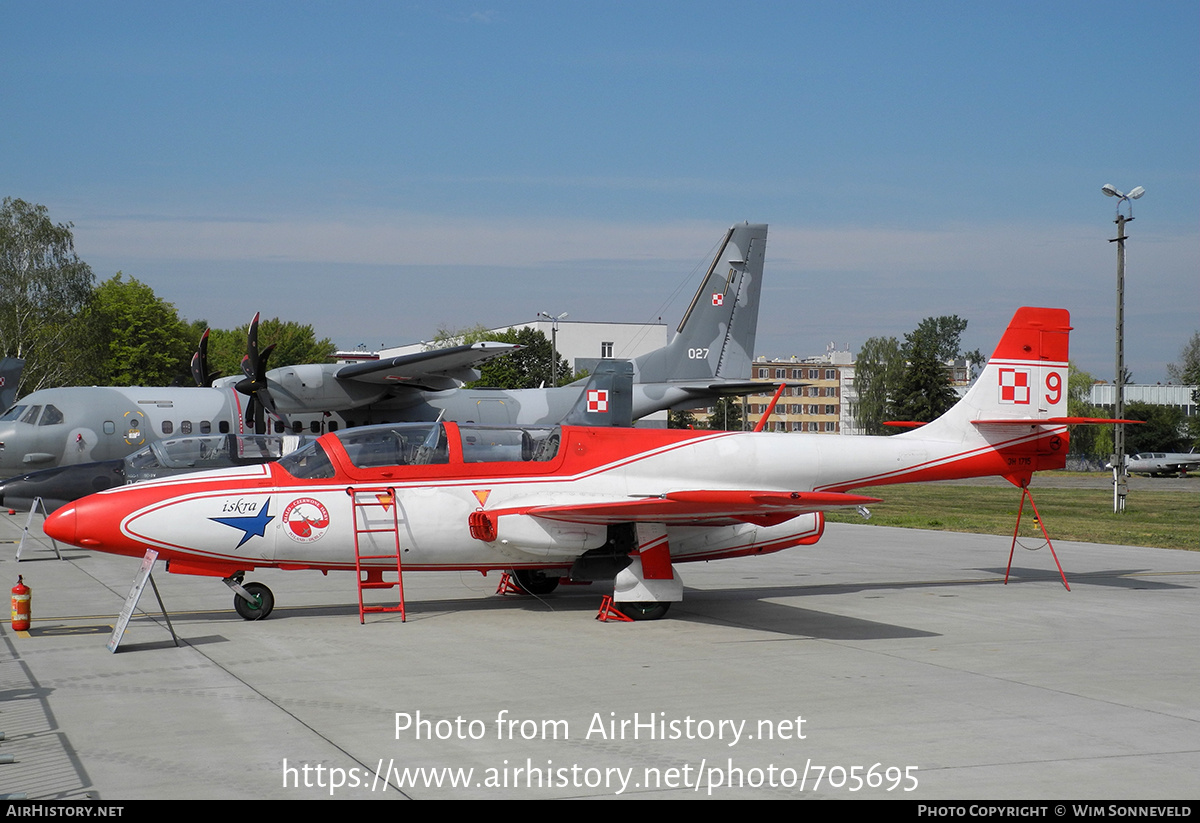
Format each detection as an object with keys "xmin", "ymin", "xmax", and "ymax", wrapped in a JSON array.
[{"xmin": 824, "ymin": 485, "xmax": 1200, "ymax": 550}]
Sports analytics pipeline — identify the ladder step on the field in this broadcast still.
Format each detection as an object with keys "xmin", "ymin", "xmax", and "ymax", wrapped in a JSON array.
[{"xmin": 350, "ymin": 486, "xmax": 405, "ymax": 624}]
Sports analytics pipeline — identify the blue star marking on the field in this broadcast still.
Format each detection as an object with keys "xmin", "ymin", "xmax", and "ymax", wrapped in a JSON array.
[{"xmin": 210, "ymin": 500, "xmax": 275, "ymax": 549}]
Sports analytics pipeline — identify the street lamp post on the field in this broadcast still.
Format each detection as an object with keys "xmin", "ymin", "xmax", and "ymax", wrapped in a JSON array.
[
  {"xmin": 538, "ymin": 311, "xmax": 568, "ymax": 386},
  {"xmin": 1101, "ymin": 183, "xmax": 1144, "ymax": 514}
]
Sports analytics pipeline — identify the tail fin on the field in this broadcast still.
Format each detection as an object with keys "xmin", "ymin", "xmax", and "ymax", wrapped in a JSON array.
[
  {"xmin": 634, "ymin": 222, "xmax": 767, "ymax": 384},
  {"xmin": 0, "ymin": 358, "xmax": 25, "ymax": 409},
  {"xmin": 916, "ymin": 307, "xmax": 1071, "ymax": 442},
  {"xmin": 559, "ymin": 360, "xmax": 635, "ymax": 427}
]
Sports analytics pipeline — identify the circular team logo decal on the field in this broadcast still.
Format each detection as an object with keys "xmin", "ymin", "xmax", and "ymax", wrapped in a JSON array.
[{"xmin": 282, "ymin": 497, "xmax": 330, "ymax": 543}]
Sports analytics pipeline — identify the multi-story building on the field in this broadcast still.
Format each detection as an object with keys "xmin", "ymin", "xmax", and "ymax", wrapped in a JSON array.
[
  {"xmin": 744, "ymin": 349, "xmax": 853, "ymax": 433},
  {"xmin": 691, "ymin": 347, "xmax": 855, "ymax": 432}
]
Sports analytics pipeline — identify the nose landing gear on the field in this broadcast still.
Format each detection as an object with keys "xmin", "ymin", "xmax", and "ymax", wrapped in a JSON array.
[{"xmin": 223, "ymin": 573, "xmax": 275, "ymax": 620}]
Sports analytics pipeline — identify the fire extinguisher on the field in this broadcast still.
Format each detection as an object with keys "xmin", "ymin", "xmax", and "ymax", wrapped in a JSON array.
[{"xmin": 11, "ymin": 575, "xmax": 30, "ymax": 631}]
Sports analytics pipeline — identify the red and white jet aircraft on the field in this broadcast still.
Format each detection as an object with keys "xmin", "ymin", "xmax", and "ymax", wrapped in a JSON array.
[{"xmin": 45, "ymin": 307, "xmax": 1080, "ymax": 621}]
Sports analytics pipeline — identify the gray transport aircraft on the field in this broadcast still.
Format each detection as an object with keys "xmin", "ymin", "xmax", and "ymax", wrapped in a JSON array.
[
  {"xmin": 1120, "ymin": 451, "xmax": 1200, "ymax": 477},
  {"xmin": 0, "ymin": 222, "xmax": 768, "ymax": 475}
]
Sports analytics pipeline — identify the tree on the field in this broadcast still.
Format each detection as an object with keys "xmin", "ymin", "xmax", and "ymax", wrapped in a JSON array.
[
  {"xmin": 1167, "ymin": 331, "xmax": 1200, "ymax": 403},
  {"xmin": 1066, "ymin": 363, "xmax": 1112, "ymax": 460},
  {"xmin": 0, "ymin": 198, "xmax": 96, "ymax": 393},
  {"xmin": 887, "ymin": 315, "xmax": 980, "ymax": 424},
  {"xmin": 703, "ymin": 396, "xmax": 744, "ymax": 431},
  {"xmin": 889, "ymin": 340, "xmax": 957, "ymax": 423},
  {"xmin": 87, "ymin": 273, "xmax": 194, "ymax": 386},
  {"xmin": 852, "ymin": 336, "xmax": 904, "ymax": 435},
  {"xmin": 476, "ymin": 327, "xmax": 574, "ymax": 388},
  {"xmin": 908, "ymin": 315, "xmax": 968, "ymax": 363},
  {"xmin": 201, "ymin": 318, "xmax": 337, "ymax": 380},
  {"xmin": 668, "ymin": 409, "xmax": 697, "ymax": 429},
  {"xmin": 1123, "ymin": 401, "xmax": 1186, "ymax": 455}
]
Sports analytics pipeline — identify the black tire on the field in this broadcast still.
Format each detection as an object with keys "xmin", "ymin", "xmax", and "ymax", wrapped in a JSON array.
[
  {"xmin": 234, "ymin": 582, "xmax": 274, "ymax": 620},
  {"xmin": 618, "ymin": 601, "xmax": 671, "ymax": 621},
  {"xmin": 512, "ymin": 569, "xmax": 560, "ymax": 596}
]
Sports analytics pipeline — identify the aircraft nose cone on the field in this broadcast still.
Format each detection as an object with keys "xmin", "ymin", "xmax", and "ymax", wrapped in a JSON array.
[{"xmin": 43, "ymin": 504, "xmax": 77, "ymax": 545}]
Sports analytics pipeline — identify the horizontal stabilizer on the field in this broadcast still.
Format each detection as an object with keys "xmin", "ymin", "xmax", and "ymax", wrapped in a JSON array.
[
  {"xmin": 336, "ymin": 342, "xmax": 519, "ymax": 389},
  {"xmin": 521, "ymin": 489, "xmax": 881, "ymax": 528}
]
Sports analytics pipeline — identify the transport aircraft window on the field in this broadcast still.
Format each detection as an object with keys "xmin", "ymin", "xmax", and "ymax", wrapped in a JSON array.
[
  {"xmin": 162, "ymin": 421, "xmax": 173, "ymax": 434},
  {"xmin": 19, "ymin": 406, "xmax": 41, "ymax": 425},
  {"xmin": 219, "ymin": 421, "xmax": 230, "ymax": 434},
  {"xmin": 278, "ymin": 441, "xmax": 335, "ymax": 479},
  {"xmin": 309, "ymin": 421, "xmax": 321, "ymax": 434},
  {"xmin": 104, "ymin": 421, "xmax": 115, "ymax": 434},
  {"xmin": 200, "ymin": 421, "xmax": 211, "ymax": 434},
  {"xmin": 181, "ymin": 420, "xmax": 192, "ymax": 434},
  {"xmin": 39, "ymin": 405, "xmax": 64, "ymax": 426},
  {"xmin": 459, "ymin": 426, "xmax": 554, "ymax": 463},
  {"xmin": 328, "ymin": 421, "xmax": 339, "ymax": 432},
  {"xmin": 0, "ymin": 405, "xmax": 25, "ymax": 422}
]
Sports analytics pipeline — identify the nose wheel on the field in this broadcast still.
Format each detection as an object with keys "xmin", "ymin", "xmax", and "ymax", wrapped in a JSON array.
[{"xmin": 223, "ymin": 574, "xmax": 276, "ymax": 620}]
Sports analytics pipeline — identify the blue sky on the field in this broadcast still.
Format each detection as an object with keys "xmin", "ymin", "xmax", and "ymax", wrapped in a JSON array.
[{"xmin": 5, "ymin": 1, "xmax": 1197, "ymax": 382}]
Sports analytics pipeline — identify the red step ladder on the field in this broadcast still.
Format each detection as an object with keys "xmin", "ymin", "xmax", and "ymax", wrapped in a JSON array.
[{"xmin": 346, "ymin": 486, "xmax": 405, "ymax": 623}]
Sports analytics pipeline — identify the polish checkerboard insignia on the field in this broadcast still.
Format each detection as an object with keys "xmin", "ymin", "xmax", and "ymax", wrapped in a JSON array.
[
  {"xmin": 711, "ymin": 293, "xmax": 724, "ymax": 306},
  {"xmin": 587, "ymin": 389, "xmax": 609, "ymax": 413},
  {"xmin": 998, "ymin": 367, "xmax": 1031, "ymax": 404}
]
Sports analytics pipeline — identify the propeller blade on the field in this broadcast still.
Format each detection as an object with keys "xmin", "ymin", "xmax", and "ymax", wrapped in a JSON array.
[
  {"xmin": 191, "ymin": 328, "xmax": 218, "ymax": 387},
  {"xmin": 233, "ymin": 313, "xmax": 288, "ymax": 434}
]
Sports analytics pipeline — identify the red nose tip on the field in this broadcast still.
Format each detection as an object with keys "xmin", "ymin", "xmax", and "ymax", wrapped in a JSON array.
[{"xmin": 43, "ymin": 504, "xmax": 77, "ymax": 545}]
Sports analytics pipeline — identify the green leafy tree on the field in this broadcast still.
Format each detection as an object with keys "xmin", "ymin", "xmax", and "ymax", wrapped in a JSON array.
[
  {"xmin": 201, "ymin": 318, "xmax": 336, "ymax": 380},
  {"xmin": 456, "ymin": 327, "xmax": 574, "ymax": 389},
  {"xmin": 703, "ymin": 396, "xmax": 744, "ymax": 431},
  {"xmin": 1123, "ymin": 401, "xmax": 1186, "ymax": 455},
  {"xmin": 668, "ymin": 409, "xmax": 697, "ymax": 429},
  {"xmin": 0, "ymin": 198, "xmax": 96, "ymax": 393},
  {"xmin": 88, "ymin": 273, "xmax": 193, "ymax": 386},
  {"xmin": 887, "ymin": 315, "xmax": 979, "ymax": 424},
  {"xmin": 1066, "ymin": 363, "xmax": 1112, "ymax": 460},
  {"xmin": 1167, "ymin": 331, "xmax": 1200, "ymax": 404},
  {"xmin": 853, "ymin": 336, "xmax": 904, "ymax": 435},
  {"xmin": 889, "ymin": 341, "xmax": 957, "ymax": 423}
]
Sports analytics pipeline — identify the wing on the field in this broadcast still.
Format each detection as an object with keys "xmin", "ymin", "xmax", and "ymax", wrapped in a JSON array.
[
  {"xmin": 336, "ymin": 342, "xmax": 519, "ymax": 391},
  {"xmin": 504, "ymin": 489, "xmax": 880, "ymax": 528}
]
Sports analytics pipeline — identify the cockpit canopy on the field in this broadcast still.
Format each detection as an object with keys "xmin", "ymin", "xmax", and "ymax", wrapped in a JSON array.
[
  {"xmin": 123, "ymin": 434, "xmax": 312, "ymax": 481},
  {"xmin": 278, "ymin": 422, "xmax": 562, "ymax": 479}
]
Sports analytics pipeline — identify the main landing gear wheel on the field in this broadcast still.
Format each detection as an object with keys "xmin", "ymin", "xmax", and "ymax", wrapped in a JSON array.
[
  {"xmin": 512, "ymin": 569, "xmax": 560, "ymax": 596},
  {"xmin": 618, "ymin": 601, "xmax": 671, "ymax": 621},
  {"xmin": 234, "ymin": 582, "xmax": 275, "ymax": 620}
]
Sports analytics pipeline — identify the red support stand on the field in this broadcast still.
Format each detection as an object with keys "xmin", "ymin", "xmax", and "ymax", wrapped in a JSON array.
[
  {"xmin": 596, "ymin": 596, "xmax": 633, "ymax": 622},
  {"xmin": 1006, "ymin": 484, "xmax": 1070, "ymax": 591},
  {"xmin": 495, "ymin": 571, "xmax": 523, "ymax": 596}
]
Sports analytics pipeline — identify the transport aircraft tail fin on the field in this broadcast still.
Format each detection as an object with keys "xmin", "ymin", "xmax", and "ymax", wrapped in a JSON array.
[{"xmin": 633, "ymin": 222, "xmax": 767, "ymax": 385}]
